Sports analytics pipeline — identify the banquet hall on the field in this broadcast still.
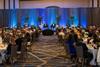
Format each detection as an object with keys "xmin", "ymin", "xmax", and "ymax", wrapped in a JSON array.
[{"xmin": 0, "ymin": 0, "xmax": 100, "ymax": 67}]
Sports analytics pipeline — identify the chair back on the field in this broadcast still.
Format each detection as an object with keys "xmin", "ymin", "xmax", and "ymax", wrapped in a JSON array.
[
  {"xmin": 64, "ymin": 43, "xmax": 71, "ymax": 58},
  {"xmin": 21, "ymin": 42, "xmax": 27, "ymax": 53},
  {"xmin": 76, "ymin": 46, "xmax": 84, "ymax": 58},
  {"xmin": 65, "ymin": 43, "xmax": 70, "ymax": 54},
  {"xmin": 20, "ymin": 41, "xmax": 27, "ymax": 57},
  {"xmin": 58, "ymin": 35, "xmax": 64, "ymax": 43},
  {"xmin": 11, "ymin": 45, "xmax": 17, "ymax": 57}
]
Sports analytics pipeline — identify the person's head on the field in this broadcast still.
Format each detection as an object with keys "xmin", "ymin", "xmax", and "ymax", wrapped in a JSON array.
[
  {"xmin": 61, "ymin": 29, "xmax": 64, "ymax": 32},
  {"xmin": 70, "ymin": 29, "xmax": 74, "ymax": 33}
]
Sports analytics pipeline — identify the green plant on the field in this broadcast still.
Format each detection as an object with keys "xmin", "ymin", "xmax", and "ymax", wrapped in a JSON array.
[
  {"xmin": 56, "ymin": 16, "xmax": 60, "ymax": 24},
  {"xmin": 70, "ymin": 16, "xmax": 74, "ymax": 24},
  {"xmin": 38, "ymin": 16, "xmax": 42, "ymax": 24},
  {"xmin": 31, "ymin": 25, "xmax": 36, "ymax": 29},
  {"xmin": 25, "ymin": 16, "xmax": 29, "ymax": 24}
]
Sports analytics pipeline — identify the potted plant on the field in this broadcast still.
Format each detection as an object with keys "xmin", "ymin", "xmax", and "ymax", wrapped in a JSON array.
[
  {"xmin": 31, "ymin": 25, "xmax": 36, "ymax": 29},
  {"xmin": 56, "ymin": 16, "xmax": 60, "ymax": 25},
  {"xmin": 70, "ymin": 16, "xmax": 74, "ymax": 25},
  {"xmin": 24, "ymin": 16, "xmax": 29, "ymax": 27},
  {"xmin": 38, "ymin": 16, "xmax": 42, "ymax": 25}
]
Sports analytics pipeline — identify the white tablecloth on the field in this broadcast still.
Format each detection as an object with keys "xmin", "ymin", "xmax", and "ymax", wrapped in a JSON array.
[
  {"xmin": 86, "ymin": 44, "xmax": 98, "ymax": 65},
  {"xmin": 0, "ymin": 36, "xmax": 2, "ymax": 44},
  {"xmin": 97, "ymin": 47, "xmax": 100, "ymax": 65}
]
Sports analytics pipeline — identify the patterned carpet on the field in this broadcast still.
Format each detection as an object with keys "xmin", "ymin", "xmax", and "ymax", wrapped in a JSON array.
[{"xmin": 2, "ymin": 35, "xmax": 76, "ymax": 67}]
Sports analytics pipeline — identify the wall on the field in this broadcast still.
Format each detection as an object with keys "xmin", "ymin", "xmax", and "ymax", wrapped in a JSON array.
[
  {"xmin": 0, "ymin": 0, "xmax": 4, "ymax": 9},
  {"xmin": 19, "ymin": 0, "xmax": 89, "ymax": 9}
]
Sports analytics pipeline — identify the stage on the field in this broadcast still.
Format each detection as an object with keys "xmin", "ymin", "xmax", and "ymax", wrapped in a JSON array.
[{"xmin": 0, "ymin": 8, "xmax": 100, "ymax": 28}]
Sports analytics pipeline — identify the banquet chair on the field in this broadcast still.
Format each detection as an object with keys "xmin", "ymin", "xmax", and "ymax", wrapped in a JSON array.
[
  {"xmin": 58, "ymin": 35, "xmax": 64, "ymax": 45},
  {"xmin": 26, "ymin": 42, "xmax": 32, "ymax": 52},
  {"xmin": 75, "ymin": 46, "xmax": 86, "ymax": 67},
  {"xmin": 31, "ymin": 33, "xmax": 36, "ymax": 43},
  {"xmin": 20, "ymin": 41, "xmax": 27, "ymax": 62},
  {"xmin": 63, "ymin": 43, "xmax": 71, "ymax": 59},
  {"xmin": 10, "ymin": 45, "xmax": 17, "ymax": 64}
]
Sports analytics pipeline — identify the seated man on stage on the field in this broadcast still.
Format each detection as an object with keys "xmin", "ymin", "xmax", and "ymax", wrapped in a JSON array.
[{"xmin": 51, "ymin": 24, "xmax": 56, "ymax": 30}]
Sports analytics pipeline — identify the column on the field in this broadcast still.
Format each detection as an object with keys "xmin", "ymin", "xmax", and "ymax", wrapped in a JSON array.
[
  {"xmin": 89, "ymin": 0, "xmax": 98, "ymax": 7},
  {"xmin": 10, "ymin": 0, "xmax": 14, "ymax": 9},
  {"xmin": 3, "ymin": 0, "xmax": 19, "ymax": 9},
  {"xmin": 5, "ymin": 0, "xmax": 9, "ymax": 9},
  {"xmin": 0, "ymin": 0, "xmax": 4, "ymax": 9},
  {"xmin": 10, "ymin": 0, "xmax": 19, "ymax": 9},
  {"xmin": 15, "ymin": 0, "xmax": 19, "ymax": 9},
  {"xmin": 97, "ymin": 0, "xmax": 100, "ymax": 7},
  {"xmin": 94, "ymin": 0, "xmax": 98, "ymax": 7}
]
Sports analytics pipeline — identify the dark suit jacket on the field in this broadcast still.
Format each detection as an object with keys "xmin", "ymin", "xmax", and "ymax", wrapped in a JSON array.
[{"xmin": 15, "ymin": 37, "xmax": 23, "ymax": 51}]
